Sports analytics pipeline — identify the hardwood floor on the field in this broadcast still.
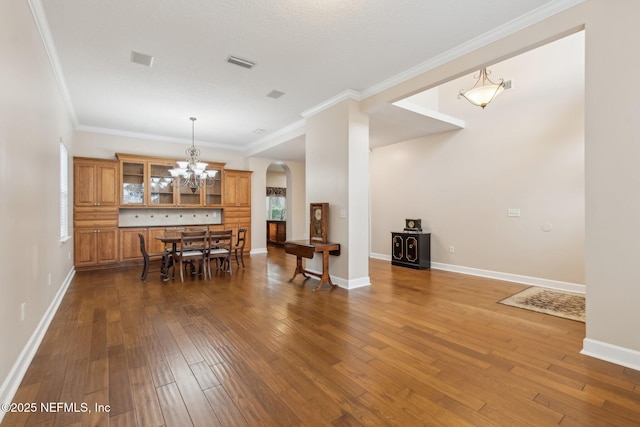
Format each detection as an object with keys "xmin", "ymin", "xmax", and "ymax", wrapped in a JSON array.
[{"xmin": 3, "ymin": 247, "xmax": 640, "ymax": 426}]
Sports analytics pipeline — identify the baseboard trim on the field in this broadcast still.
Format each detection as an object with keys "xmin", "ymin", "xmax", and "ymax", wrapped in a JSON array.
[
  {"xmin": 370, "ymin": 252, "xmax": 391, "ymax": 262},
  {"xmin": 0, "ymin": 267, "xmax": 75, "ymax": 421},
  {"xmin": 303, "ymin": 268, "xmax": 371, "ymax": 290},
  {"xmin": 369, "ymin": 253, "xmax": 585, "ymax": 293},
  {"xmin": 581, "ymin": 338, "xmax": 640, "ymax": 371},
  {"xmin": 431, "ymin": 262, "xmax": 585, "ymax": 293},
  {"xmin": 338, "ymin": 276, "xmax": 371, "ymax": 290},
  {"xmin": 250, "ymin": 248, "xmax": 268, "ymax": 255}
]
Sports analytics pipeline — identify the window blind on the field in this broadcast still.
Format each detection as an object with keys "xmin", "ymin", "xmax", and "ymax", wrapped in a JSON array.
[{"xmin": 60, "ymin": 142, "xmax": 69, "ymax": 241}]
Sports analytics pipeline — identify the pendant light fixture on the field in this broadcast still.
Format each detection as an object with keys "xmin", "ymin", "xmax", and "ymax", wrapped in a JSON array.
[
  {"xmin": 458, "ymin": 67, "xmax": 505, "ymax": 109},
  {"xmin": 168, "ymin": 117, "xmax": 217, "ymax": 193}
]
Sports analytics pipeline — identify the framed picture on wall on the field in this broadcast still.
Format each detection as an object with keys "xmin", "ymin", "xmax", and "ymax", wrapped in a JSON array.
[{"xmin": 310, "ymin": 203, "xmax": 329, "ymax": 243}]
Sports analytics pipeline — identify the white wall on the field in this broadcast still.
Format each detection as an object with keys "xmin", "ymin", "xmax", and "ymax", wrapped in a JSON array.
[
  {"xmin": 0, "ymin": 0, "xmax": 76, "ymax": 412},
  {"xmin": 305, "ymin": 98, "xmax": 370, "ymax": 287},
  {"xmin": 266, "ymin": 170, "xmax": 287, "ymax": 187},
  {"xmin": 582, "ymin": 0, "xmax": 640, "ymax": 366},
  {"xmin": 371, "ymin": 31, "xmax": 585, "ymax": 285}
]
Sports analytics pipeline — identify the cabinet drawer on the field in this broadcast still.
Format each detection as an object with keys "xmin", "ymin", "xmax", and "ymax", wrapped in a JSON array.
[
  {"xmin": 224, "ymin": 207, "xmax": 251, "ymax": 221},
  {"xmin": 74, "ymin": 207, "xmax": 119, "ymax": 228}
]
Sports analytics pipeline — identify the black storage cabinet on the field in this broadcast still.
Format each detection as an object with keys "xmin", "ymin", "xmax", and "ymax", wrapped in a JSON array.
[{"xmin": 391, "ymin": 232, "xmax": 431, "ymax": 270}]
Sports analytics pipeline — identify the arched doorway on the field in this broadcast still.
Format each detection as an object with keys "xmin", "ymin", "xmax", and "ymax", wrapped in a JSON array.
[{"xmin": 266, "ymin": 162, "xmax": 291, "ymax": 246}]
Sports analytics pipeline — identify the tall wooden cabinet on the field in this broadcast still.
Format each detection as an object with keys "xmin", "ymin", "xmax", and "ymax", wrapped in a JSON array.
[
  {"xmin": 73, "ymin": 158, "xmax": 120, "ymax": 269},
  {"xmin": 74, "ymin": 158, "xmax": 118, "ymax": 207},
  {"xmin": 224, "ymin": 169, "xmax": 251, "ymax": 207},
  {"xmin": 74, "ymin": 228, "xmax": 118, "ymax": 267},
  {"xmin": 223, "ymin": 169, "xmax": 252, "ymax": 251}
]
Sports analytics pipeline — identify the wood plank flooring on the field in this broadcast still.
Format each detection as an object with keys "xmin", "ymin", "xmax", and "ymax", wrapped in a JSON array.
[{"xmin": 3, "ymin": 247, "xmax": 640, "ymax": 426}]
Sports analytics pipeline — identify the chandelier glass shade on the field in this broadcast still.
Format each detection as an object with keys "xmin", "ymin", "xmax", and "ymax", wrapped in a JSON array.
[
  {"xmin": 458, "ymin": 67, "xmax": 505, "ymax": 109},
  {"xmin": 168, "ymin": 117, "xmax": 217, "ymax": 193}
]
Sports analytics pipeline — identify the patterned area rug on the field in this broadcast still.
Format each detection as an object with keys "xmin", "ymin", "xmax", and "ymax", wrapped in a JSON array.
[{"xmin": 499, "ymin": 287, "xmax": 585, "ymax": 322}]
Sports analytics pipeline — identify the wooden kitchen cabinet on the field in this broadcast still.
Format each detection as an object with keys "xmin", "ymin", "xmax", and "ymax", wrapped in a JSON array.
[
  {"xmin": 223, "ymin": 169, "xmax": 252, "ymax": 207},
  {"xmin": 74, "ymin": 158, "xmax": 119, "ymax": 207},
  {"xmin": 120, "ymin": 227, "xmax": 146, "ymax": 262},
  {"xmin": 224, "ymin": 207, "xmax": 251, "ymax": 252},
  {"xmin": 117, "ymin": 153, "xmax": 225, "ymax": 207},
  {"xmin": 119, "ymin": 227, "xmax": 168, "ymax": 262},
  {"xmin": 267, "ymin": 220, "xmax": 286, "ymax": 246},
  {"xmin": 74, "ymin": 228, "xmax": 118, "ymax": 267},
  {"xmin": 149, "ymin": 161, "xmax": 177, "ymax": 206},
  {"xmin": 223, "ymin": 169, "xmax": 252, "ymax": 252},
  {"xmin": 148, "ymin": 227, "xmax": 168, "ymax": 254},
  {"xmin": 74, "ymin": 157, "xmax": 120, "ymax": 269}
]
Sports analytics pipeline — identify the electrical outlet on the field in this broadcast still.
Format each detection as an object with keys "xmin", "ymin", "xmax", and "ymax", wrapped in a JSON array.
[
  {"xmin": 20, "ymin": 303, "xmax": 26, "ymax": 322},
  {"xmin": 449, "ymin": 246, "xmax": 455, "ymax": 254},
  {"xmin": 48, "ymin": 273, "xmax": 52, "ymax": 286}
]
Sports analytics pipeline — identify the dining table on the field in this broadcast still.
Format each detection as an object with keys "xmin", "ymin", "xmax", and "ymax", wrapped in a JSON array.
[{"xmin": 154, "ymin": 234, "xmax": 207, "ymax": 280}]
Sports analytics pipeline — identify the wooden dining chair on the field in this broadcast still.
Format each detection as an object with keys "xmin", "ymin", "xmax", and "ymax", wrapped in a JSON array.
[
  {"xmin": 231, "ymin": 227, "xmax": 247, "ymax": 268},
  {"xmin": 206, "ymin": 229, "xmax": 233, "ymax": 277},
  {"xmin": 138, "ymin": 233, "xmax": 166, "ymax": 282},
  {"xmin": 163, "ymin": 227, "xmax": 186, "ymax": 253},
  {"xmin": 175, "ymin": 230, "xmax": 208, "ymax": 282}
]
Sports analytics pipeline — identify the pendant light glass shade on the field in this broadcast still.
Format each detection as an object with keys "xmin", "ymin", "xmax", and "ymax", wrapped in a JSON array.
[{"xmin": 458, "ymin": 68, "xmax": 505, "ymax": 109}]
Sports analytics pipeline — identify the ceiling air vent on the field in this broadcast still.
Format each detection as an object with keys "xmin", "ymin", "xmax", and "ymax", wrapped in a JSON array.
[
  {"xmin": 267, "ymin": 90, "xmax": 285, "ymax": 99},
  {"xmin": 227, "ymin": 56, "xmax": 255, "ymax": 69},
  {"xmin": 130, "ymin": 51, "xmax": 154, "ymax": 67}
]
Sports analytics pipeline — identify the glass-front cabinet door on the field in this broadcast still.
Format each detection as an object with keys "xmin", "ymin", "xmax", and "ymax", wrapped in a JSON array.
[
  {"xmin": 149, "ymin": 162, "xmax": 176, "ymax": 206},
  {"xmin": 121, "ymin": 161, "xmax": 145, "ymax": 205},
  {"xmin": 177, "ymin": 184, "xmax": 202, "ymax": 206},
  {"xmin": 204, "ymin": 167, "xmax": 223, "ymax": 206}
]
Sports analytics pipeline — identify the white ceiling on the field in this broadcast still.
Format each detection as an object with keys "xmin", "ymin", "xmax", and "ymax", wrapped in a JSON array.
[{"xmin": 36, "ymin": 0, "xmax": 580, "ymax": 161}]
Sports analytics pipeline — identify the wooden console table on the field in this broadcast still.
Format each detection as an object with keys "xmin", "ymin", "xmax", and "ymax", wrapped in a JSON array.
[{"xmin": 284, "ymin": 240, "xmax": 341, "ymax": 292}]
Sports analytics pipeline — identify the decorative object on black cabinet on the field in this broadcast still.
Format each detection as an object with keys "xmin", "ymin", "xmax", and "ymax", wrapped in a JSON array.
[{"xmin": 404, "ymin": 218, "xmax": 422, "ymax": 232}]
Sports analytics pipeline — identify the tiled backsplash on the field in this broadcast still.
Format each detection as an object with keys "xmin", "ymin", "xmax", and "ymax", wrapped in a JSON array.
[{"xmin": 119, "ymin": 208, "xmax": 222, "ymax": 227}]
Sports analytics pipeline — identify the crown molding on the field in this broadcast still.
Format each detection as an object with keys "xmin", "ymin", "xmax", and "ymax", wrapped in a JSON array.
[
  {"xmin": 28, "ymin": 0, "xmax": 78, "ymax": 127},
  {"xmin": 246, "ymin": 119, "xmax": 305, "ymax": 150},
  {"xmin": 360, "ymin": 0, "xmax": 585, "ymax": 99},
  {"xmin": 75, "ymin": 125, "xmax": 244, "ymax": 152},
  {"xmin": 300, "ymin": 89, "xmax": 362, "ymax": 118},
  {"xmin": 243, "ymin": 119, "xmax": 306, "ymax": 158}
]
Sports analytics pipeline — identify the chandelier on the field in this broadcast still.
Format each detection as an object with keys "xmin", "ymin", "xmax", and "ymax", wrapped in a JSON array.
[
  {"xmin": 168, "ymin": 117, "xmax": 217, "ymax": 193},
  {"xmin": 458, "ymin": 67, "xmax": 505, "ymax": 109}
]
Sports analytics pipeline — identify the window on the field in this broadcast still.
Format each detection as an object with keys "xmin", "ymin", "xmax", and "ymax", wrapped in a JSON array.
[
  {"xmin": 266, "ymin": 187, "xmax": 286, "ymax": 220},
  {"xmin": 60, "ymin": 142, "xmax": 69, "ymax": 241}
]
